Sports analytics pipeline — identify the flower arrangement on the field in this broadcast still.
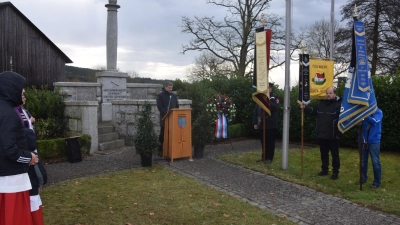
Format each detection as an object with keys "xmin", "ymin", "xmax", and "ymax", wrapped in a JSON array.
[{"xmin": 207, "ymin": 93, "xmax": 236, "ymax": 122}]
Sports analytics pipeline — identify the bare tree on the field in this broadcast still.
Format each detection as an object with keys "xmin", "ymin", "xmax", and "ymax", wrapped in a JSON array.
[
  {"xmin": 338, "ymin": 0, "xmax": 400, "ymax": 76},
  {"xmin": 181, "ymin": 0, "xmax": 294, "ymax": 78},
  {"xmin": 126, "ymin": 70, "xmax": 140, "ymax": 78},
  {"xmin": 298, "ymin": 19, "xmax": 348, "ymax": 78},
  {"xmin": 186, "ymin": 52, "xmax": 232, "ymax": 81}
]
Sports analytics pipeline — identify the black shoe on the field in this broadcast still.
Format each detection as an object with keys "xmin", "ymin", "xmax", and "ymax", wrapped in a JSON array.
[
  {"xmin": 331, "ymin": 173, "xmax": 338, "ymax": 180},
  {"xmin": 370, "ymin": 184, "xmax": 380, "ymax": 189},
  {"xmin": 256, "ymin": 159, "xmax": 263, "ymax": 162},
  {"xmin": 355, "ymin": 181, "xmax": 366, "ymax": 185},
  {"xmin": 265, "ymin": 159, "xmax": 272, "ymax": 164},
  {"xmin": 318, "ymin": 171, "xmax": 328, "ymax": 176}
]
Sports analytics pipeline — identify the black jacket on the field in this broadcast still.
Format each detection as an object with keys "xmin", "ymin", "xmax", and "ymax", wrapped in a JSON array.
[
  {"xmin": 156, "ymin": 90, "xmax": 179, "ymax": 127},
  {"xmin": 0, "ymin": 71, "xmax": 32, "ymax": 177},
  {"xmin": 304, "ymin": 96, "xmax": 342, "ymax": 140},
  {"xmin": 252, "ymin": 92, "xmax": 280, "ymax": 129}
]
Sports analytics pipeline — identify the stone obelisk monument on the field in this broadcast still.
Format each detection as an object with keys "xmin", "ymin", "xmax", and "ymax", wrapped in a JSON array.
[{"xmin": 96, "ymin": 0, "xmax": 128, "ymax": 121}]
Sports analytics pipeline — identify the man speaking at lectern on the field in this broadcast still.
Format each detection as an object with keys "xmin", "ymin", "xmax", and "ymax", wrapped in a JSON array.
[{"xmin": 156, "ymin": 81, "xmax": 179, "ymax": 156}]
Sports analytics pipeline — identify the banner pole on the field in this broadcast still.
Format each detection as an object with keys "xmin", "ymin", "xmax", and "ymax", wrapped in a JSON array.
[
  {"xmin": 358, "ymin": 124, "xmax": 363, "ymax": 191},
  {"xmin": 301, "ymin": 43, "xmax": 305, "ymax": 176},
  {"xmin": 263, "ymin": 110, "xmax": 266, "ymax": 162},
  {"xmin": 301, "ymin": 108, "xmax": 304, "ymax": 176}
]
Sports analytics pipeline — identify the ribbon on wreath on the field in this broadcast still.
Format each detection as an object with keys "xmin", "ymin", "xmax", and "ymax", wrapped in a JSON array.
[{"xmin": 214, "ymin": 113, "xmax": 228, "ymax": 138}]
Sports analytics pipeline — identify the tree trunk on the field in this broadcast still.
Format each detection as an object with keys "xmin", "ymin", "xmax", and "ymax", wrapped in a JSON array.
[{"xmin": 370, "ymin": 0, "xmax": 381, "ymax": 76}]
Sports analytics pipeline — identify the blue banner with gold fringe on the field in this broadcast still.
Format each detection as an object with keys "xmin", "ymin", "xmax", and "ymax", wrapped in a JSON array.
[{"xmin": 338, "ymin": 19, "xmax": 377, "ymax": 133}]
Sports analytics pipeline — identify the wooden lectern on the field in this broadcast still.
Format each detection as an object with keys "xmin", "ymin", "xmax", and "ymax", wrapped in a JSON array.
[{"xmin": 162, "ymin": 108, "xmax": 192, "ymax": 162}]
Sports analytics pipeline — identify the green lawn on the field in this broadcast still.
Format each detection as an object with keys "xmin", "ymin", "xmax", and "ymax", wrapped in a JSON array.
[
  {"xmin": 219, "ymin": 147, "xmax": 400, "ymax": 216},
  {"xmin": 42, "ymin": 166, "xmax": 294, "ymax": 225}
]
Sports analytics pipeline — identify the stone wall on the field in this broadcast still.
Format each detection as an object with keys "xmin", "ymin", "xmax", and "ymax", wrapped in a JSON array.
[
  {"xmin": 55, "ymin": 81, "xmax": 191, "ymax": 153},
  {"xmin": 54, "ymin": 82, "xmax": 161, "ymax": 102},
  {"xmin": 64, "ymin": 101, "xmax": 99, "ymax": 154},
  {"xmin": 112, "ymin": 99, "xmax": 192, "ymax": 146},
  {"xmin": 126, "ymin": 83, "xmax": 160, "ymax": 99},
  {"xmin": 54, "ymin": 82, "xmax": 101, "ymax": 102}
]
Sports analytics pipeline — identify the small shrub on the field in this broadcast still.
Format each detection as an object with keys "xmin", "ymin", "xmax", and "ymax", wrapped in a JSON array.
[
  {"xmin": 133, "ymin": 102, "xmax": 159, "ymax": 157},
  {"xmin": 228, "ymin": 123, "xmax": 247, "ymax": 138},
  {"xmin": 37, "ymin": 138, "xmax": 66, "ymax": 161},
  {"xmin": 79, "ymin": 134, "xmax": 92, "ymax": 155},
  {"xmin": 192, "ymin": 108, "xmax": 214, "ymax": 147}
]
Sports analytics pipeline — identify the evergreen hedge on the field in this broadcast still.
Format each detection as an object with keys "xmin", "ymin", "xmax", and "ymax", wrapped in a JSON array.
[
  {"xmin": 175, "ymin": 72, "xmax": 399, "ymax": 151},
  {"xmin": 24, "ymin": 85, "xmax": 67, "ymax": 140},
  {"xmin": 287, "ymin": 73, "xmax": 400, "ymax": 151}
]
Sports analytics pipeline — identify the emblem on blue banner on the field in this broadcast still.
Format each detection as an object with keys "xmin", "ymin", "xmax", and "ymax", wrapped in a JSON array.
[{"xmin": 178, "ymin": 117, "xmax": 186, "ymax": 129}]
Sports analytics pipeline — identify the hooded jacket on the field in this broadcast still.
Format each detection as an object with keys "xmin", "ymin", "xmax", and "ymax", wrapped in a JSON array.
[
  {"xmin": 304, "ymin": 96, "xmax": 342, "ymax": 140},
  {"xmin": 362, "ymin": 108, "xmax": 383, "ymax": 144},
  {"xmin": 0, "ymin": 71, "xmax": 32, "ymax": 176}
]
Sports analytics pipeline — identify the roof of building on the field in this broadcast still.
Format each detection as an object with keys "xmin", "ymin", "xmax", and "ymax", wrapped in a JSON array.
[{"xmin": 0, "ymin": 1, "xmax": 73, "ymax": 63}]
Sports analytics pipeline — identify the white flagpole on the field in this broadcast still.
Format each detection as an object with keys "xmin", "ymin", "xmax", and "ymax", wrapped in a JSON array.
[
  {"xmin": 282, "ymin": 0, "xmax": 292, "ymax": 169},
  {"xmin": 330, "ymin": 0, "xmax": 335, "ymax": 59}
]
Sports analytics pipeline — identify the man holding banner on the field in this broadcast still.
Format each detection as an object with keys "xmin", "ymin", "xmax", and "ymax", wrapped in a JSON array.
[
  {"xmin": 252, "ymin": 23, "xmax": 273, "ymax": 163},
  {"xmin": 358, "ymin": 108, "xmax": 383, "ymax": 189},
  {"xmin": 338, "ymin": 8, "xmax": 378, "ymax": 189},
  {"xmin": 301, "ymin": 88, "xmax": 342, "ymax": 180},
  {"xmin": 253, "ymin": 82, "xmax": 279, "ymax": 164}
]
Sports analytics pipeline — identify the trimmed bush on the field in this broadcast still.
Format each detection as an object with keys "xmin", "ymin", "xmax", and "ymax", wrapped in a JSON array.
[
  {"xmin": 37, "ymin": 138, "xmax": 66, "ymax": 160},
  {"xmin": 37, "ymin": 134, "xmax": 91, "ymax": 163},
  {"xmin": 228, "ymin": 123, "xmax": 247, "ymax": 138},
  {"xmin": 24, "ymin": 86, "xmax": 67, "ymax": 140},
  {"xmin": 133, "ymin": 102, "xmax": 159, "ymax": 157},
  {"xmin": 192, "ymin": 107, "xmax": 214, "ymax": 147}
]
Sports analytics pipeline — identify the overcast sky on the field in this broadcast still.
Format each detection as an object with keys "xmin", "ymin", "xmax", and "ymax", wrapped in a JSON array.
[{"xmin": 9, "ymin": 0, "xmax": 349, "ymax": 88}]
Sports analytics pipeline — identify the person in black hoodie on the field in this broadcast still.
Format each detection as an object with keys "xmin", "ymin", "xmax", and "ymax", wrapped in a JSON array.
[
  {"xmin": 300, "ymin": 87, "xmax": 342, "ymax": 180},
  {"xmin": 252, "ymin": 82, "xmax": 280, "ymax": 164},
  {"xmin": 0, "ymin": 71, "xmax": 39, "ymax": 225},
  {"xmin": 156, "ymin": 81, "xmax": 179, "ymax": 156}
]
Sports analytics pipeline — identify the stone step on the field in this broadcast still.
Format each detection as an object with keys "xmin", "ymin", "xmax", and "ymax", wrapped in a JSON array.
[
  {"xmin": 98, "ymin": 125, "xmax": 114, "ymax": 135},
  {"xmin": 98, "ymin": 139, "xmax": 125, "ymax": 151},
  {"xmin": 98, "ymin": 121, "xmax": 113, "ymax": 127},
  {"xmin": 98, "ymin": 132, "xmax": 119, "ymax": 143},
  {"xmin": 93, "ymin": 146, "xmax": 132, "ymax": 155}
]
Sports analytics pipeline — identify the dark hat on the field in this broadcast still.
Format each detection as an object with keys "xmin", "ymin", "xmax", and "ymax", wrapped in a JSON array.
[{"xmin": 269, "ymin": 82, "xmax": 274, "ymax": 87}]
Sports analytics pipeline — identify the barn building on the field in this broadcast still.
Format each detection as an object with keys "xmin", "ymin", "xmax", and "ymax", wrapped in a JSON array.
[{"xmin": 0, "ymin": 1, "xmax": 72, "ymax": 89}]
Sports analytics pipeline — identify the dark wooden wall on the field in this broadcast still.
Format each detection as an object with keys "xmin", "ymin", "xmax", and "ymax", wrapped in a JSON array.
[{"xmin": 0, "ymin": 3, "xmax": 72, "ymax": 89}]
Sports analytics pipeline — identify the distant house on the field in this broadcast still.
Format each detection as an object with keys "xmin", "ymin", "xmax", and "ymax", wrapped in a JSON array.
[{"xmin": 0, "ymin": 1, "xmax": 72, "ymax": 89}]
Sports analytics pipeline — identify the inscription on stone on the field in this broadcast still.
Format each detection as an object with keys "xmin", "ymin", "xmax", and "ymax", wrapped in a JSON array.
[{"xmin": 103, "ymin": 88, "xmax": 127, "ymax": 102}]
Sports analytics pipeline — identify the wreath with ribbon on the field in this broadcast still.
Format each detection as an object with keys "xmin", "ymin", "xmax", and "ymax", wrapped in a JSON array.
[{"xmin": 207, "ymin": 93, "xmax": 236, "ymax": 122}]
